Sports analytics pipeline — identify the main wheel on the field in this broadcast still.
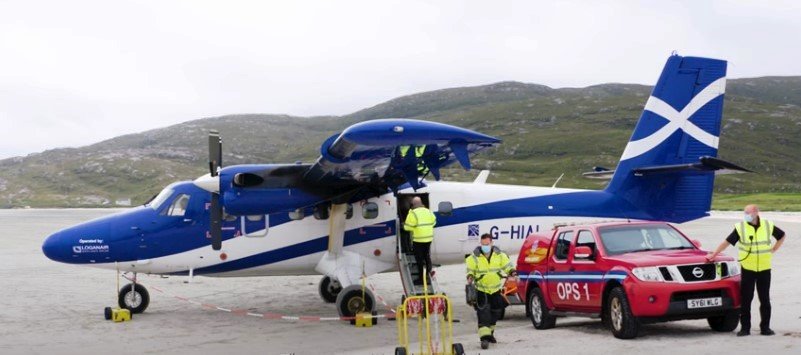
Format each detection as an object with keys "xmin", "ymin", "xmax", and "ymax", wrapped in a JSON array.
[
  {"xmin": 607, "ymin": 287, "xmax": 639, "ymax": 339},
  {"xmin": 335, "ymin": 285, "xmax": 375, "ymax": 317},
  {"xmin": 528, "ymin": 287, "xmax": 556, "ymax": 329},
  {"xmin": 318, "ymin": 276, "xmax": 342, "ymax": 303},
  {"xmin": 118, "ymin": 283, "xmax": 150, "ymax": 314},
  {"xmin": 707, "ymin": 310, "xmax": 739, "ymax": 332}
]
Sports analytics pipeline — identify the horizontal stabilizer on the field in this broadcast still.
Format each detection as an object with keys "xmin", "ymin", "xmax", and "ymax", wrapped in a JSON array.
[
  {"xmin": 582, "ymin": 166, "xmax": 615, "ymax": 180},
  {"xmin": 633, "ymin": 156, "xmax": 752, "ymax": 176}
]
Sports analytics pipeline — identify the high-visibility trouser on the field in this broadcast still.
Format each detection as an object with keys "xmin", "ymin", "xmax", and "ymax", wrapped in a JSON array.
[{"xmin": 475, "ymin": 291, "xmax": 504, "ymax": 339}]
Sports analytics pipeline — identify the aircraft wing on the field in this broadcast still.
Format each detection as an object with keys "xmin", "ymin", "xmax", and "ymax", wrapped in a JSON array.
[{"xmin": 303, "ymin": 119, "xmax": 501, "ymax": 190}]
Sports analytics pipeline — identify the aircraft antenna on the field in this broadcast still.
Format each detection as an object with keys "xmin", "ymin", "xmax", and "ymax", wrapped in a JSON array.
[{"xmin": 551, "ymin": 173, "xmax": 565, "ymax": 188}]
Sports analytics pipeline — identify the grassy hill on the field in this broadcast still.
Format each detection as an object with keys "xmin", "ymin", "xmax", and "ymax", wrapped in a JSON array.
[{"xmin": 2, "ymin": 77, "xmax": 800, "ymax": 209}]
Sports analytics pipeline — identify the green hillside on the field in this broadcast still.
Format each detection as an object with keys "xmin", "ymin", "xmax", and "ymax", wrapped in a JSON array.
[{"xmin": 2, "ymin": 77, "xmax": 800, "ymax": 210}]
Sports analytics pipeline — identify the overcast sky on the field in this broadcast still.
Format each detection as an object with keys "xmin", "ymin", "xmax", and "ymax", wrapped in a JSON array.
[{"xmin": 1, "ymin": 0, "xmax": 799, "ymax": 159}]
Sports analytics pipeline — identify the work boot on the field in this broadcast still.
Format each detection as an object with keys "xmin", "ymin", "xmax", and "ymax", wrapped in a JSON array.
[
  {"xmin": 760, "ymin": 329, "xmax": 775, "ymax": 336},
  {"xmin": 488, "ymin": 335, "xmax": 497, "ymax": 343},
  {"xmin": 736, "ymin": 329, "xmax": 750, "ymax": 337},
  {"xmin": 480, "ymin": 339, "xmax": 489, "ymax": 350}
]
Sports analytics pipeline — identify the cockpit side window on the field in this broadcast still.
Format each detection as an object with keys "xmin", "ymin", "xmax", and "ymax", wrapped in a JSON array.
[
  {"xmin": 165, "ymin": 194, "xmax": 190, "ymax": 217},
  {"xmin": 148, "ymin": 188, "xmax": 174, "ymax": 210}
]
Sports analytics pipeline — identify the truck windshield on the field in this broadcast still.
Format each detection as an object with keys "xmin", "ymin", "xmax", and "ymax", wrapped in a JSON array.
[{"xmin": 599, "ymin": 225, "xmax": 693, "ymax": 255}]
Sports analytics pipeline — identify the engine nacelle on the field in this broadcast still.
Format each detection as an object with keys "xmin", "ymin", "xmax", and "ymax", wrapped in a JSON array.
[{"xmin": 218, "ymin": 164, "xmax": 327, "ymax": 215}]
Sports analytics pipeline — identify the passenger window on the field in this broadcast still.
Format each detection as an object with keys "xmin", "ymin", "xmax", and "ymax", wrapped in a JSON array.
[
  {"xmin": 165, "ymin": 194, "xmax": 190, "ymax": 216},
  {"xmin": 437, "ymin": 201, "xmax": 453, "ymax": 217},
  {"xmin": 363, "ymin": 202, "xmax": 379, "ymax": 219},
  {"xmin": 554, "ymin": 231, "xmax": 573, "ymax": 260}
]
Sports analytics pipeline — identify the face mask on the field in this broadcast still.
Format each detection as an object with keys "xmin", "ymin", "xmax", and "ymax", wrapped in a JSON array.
[
  {"xmin": 481, "ymin": 245, "xmax": 492, "ymax": 254},
  {"xmin": 744, "ymin": 214, "xmax": 754, "ymax": 223}
]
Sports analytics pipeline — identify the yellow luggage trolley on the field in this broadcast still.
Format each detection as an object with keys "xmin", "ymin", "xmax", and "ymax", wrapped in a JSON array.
[{"xmin": 395, "ymin": 271, "xmax": 465, "ymax": 355}]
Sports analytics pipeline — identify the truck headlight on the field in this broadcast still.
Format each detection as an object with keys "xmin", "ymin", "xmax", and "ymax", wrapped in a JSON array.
[
  {"xmin": 632, "ymin": 267, "xmax": 664, "ymax": 282},
  {"xmin": 725, "ymin": 261, "xmax": 741, "ymax": 277}
]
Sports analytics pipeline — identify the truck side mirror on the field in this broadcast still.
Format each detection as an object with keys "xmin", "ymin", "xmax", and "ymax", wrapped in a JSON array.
[{"xmin": 574, "ymin": 246, "xmax": 593, "ymax": 260}]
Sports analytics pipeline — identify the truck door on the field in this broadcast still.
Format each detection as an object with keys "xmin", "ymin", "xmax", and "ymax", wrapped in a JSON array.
[
  {"xmin": 569, "ymin": 229, "xmax": 603, "ymax": 311},
  {"xmin": 547, "ymin": 231, "xmax": 573, "ymax": 309}
]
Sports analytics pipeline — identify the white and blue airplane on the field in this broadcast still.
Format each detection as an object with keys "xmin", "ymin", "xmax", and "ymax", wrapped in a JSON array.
[{"xmin": 43, "ymin": 54, "xmax": 748, "ymax": 317}]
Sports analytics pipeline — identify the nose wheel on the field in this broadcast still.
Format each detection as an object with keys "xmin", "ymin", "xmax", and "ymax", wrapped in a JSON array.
[{"xmin": 119, "ymin": 283, "xmax": 150, "ymax": 314}]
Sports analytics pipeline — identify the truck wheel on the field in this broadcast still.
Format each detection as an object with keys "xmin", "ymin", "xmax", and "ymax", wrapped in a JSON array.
[
  {"xmin": 607, "ymin": 287, "xmax": 638, "ymax": 339},
  {"xmin": 707, "ymin": 310, "xmax": 739, "ymax": 332},
  {"xmin": 528, "ymin": 288, "xmax": 556, "ymax": 329}
]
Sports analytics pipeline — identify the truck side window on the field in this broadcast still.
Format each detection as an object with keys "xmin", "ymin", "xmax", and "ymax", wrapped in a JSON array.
[
  {"xmin": 576, "ymin": 230, "xmax": 596, "ymax": 252},
  {"xmin": 554, "ymin": 231, "xmax": 573, "ymax": 260}
]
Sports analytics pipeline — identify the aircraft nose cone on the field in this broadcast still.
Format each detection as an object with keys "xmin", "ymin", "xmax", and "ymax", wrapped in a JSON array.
[{"xmin": 42, "ymin": 231, "xmax": 68, "ymax": 262}]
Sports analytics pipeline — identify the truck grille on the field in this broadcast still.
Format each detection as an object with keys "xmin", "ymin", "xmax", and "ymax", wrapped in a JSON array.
[{"xmin": 677, "ymin": 264, "xmax": 716, "ymax": 282}]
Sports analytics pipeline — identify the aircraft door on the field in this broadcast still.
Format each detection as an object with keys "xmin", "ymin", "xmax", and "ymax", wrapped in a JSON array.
[{"xmin": 396, "ymin": 193, "xmax": 430, "ymax": 255}]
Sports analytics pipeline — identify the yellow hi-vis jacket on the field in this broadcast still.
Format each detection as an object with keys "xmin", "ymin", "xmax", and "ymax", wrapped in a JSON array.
[
  {"xmin": 403, "ymin": 207, "xmax": 436, "ymax": 243},
  {"xmin": 465, "ymin": 246, "xmax": 515, "ymax": 294},
  {"xmin": 399, "ymin": 145, "xmax": 429, "ymax": 175},
  {"xmin": 735, "ymin": 220, "xmax": 774, "ymax": 272}
]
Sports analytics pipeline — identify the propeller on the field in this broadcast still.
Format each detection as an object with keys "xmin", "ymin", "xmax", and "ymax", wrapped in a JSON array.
[{"xmin": 208, "ymin": 130, "xmax": 223, "ymax": 251}]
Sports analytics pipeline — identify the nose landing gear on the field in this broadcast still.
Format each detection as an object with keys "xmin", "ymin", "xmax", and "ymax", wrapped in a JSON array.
[{"xmin": 119, "ymin": 283, "xmax": 150, "ymax": 313}]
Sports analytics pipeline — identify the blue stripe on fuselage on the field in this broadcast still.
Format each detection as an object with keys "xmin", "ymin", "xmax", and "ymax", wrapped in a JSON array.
[{"xmin": 176, "ymin": 220, "xmax": 395, "ymax": 275}]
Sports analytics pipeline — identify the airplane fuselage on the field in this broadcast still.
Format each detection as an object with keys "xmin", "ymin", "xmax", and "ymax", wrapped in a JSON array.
[{"xmin": 43, "ymin": 179, "xmax": 649, "ymax": 278}]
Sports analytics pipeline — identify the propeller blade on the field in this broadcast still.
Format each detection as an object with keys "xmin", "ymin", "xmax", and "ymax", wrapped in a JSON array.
[
  {"xmin": 210, "ymin": 193, "xmax": 222, "ymax": 250},
  {"xmin": 208, "ymin": 130, "xmax": 222, "ymax": 177}
]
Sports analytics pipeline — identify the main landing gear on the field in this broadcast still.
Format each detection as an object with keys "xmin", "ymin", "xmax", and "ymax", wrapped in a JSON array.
[
  {"xmin": 319, "ymin": 275, "xmax": 376, "ymax": 317},
  {"xmin": 318, "ymin": 276, "xmax": 342, "ymax": 303}
]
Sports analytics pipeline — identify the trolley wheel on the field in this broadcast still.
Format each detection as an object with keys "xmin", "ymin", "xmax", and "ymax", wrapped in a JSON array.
[
  {"xmin": 104, "ymin": 306, "xmax": 112, "ymax": 320},
  {"xmin": 118, "ymin": 283, "xmax": 150, "ymax": 314}
]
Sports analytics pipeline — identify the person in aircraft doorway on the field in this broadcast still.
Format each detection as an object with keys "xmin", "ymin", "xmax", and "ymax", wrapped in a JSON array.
[
  {"xmin": 707, "ymin": 204, "xmax": 786, "ymax": 336},
  {"xmin": 403, "ymin": 196, "xmax": 436, "ymax": 285}
]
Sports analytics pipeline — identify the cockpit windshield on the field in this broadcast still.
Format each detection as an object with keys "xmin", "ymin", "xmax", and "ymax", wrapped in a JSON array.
[{"xmin": 147, "ymin": 187, "xmax": 174, "ymax": 210}]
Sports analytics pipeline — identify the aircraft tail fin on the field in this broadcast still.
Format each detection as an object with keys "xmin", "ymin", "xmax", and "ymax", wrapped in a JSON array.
[{"xmin": 605, "ymin": 55, "xmax": 731, "ymax": 223}]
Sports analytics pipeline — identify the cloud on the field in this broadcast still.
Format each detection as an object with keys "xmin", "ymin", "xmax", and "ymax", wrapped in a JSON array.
[{"xmin": 1, "ymin": 0, "xmax": 799, "ymax": 158}]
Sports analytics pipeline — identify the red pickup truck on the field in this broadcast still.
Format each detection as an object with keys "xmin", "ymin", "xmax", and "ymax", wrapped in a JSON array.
[{"xmin": 515, "ymin": 221, "xmax": 741, "ymax": 339}]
